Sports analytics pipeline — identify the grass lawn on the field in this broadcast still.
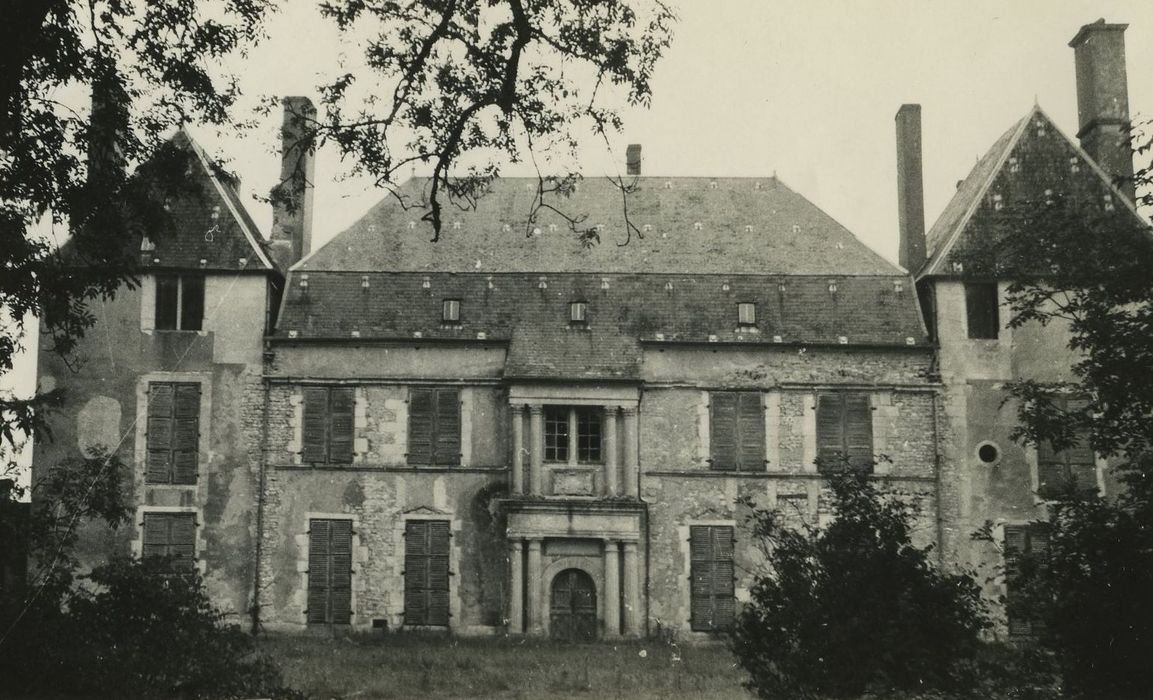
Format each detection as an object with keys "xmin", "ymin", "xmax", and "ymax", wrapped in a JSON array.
[{"xmin": 259, "ymin": 633, "xmax": 753, "ymax": 700}]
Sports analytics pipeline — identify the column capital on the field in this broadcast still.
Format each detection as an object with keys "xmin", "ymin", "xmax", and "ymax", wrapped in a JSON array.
[
  {"xmin": 621, "ymin": 405, "xmax": 638, "ymax": 416},
  {"xmin": 510, "ymin": 539, "xmax": 524, "ymax": 552},
  {"xmin": 622, "ymin": 540, "xmax": 638, "ymax": 552},
  {"xmin": 510, "ymin": 403, "xmax": 525, "ymax": 415},
  {"xmin": 527, "ymin": 538, "xmax": 543, "ymax": 551},
  {"xmin": 603, "ymin": 538, "xmax": 620, "ymax": 548},
  {"xmin": 603, "ymin": 404, "xmax": 620, "ymax": 415},
  {"xmin": 527, "ymin": 404, "xmax": 544, "ymax": 415}
]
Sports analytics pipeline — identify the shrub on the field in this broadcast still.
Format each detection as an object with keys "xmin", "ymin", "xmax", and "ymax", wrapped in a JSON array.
[{"xmin": 731, "ymin": 470, "xmax": 988, "ymax": 699}]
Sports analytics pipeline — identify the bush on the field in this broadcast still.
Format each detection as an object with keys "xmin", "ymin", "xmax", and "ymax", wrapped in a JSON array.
[
  {"xmin": 731, "ymin": 471, "xmax": 988, "ymax": 699},
  {"xmin": 0, "ymin": 557, "xmax": 299, "ymax": 699}
]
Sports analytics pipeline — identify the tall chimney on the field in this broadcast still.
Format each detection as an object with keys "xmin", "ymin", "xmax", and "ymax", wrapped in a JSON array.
[
  {"xmin": 1069, "ymin": 19, "xmax": 1134, "ymax": 202},
  {"xmin": 87, "ymin": 70, "xmax": 129, "ymax": 188},
  {"xmin": 626, "ymin": 144, "xmax": 642, "ymax": 176},
  {"xmin": 895, "ymin": 104, "xmax": 926, "ymax": 273},
  {"xmin": 270, "ymin": 96, "xmax": 317, "ymax": 268}
]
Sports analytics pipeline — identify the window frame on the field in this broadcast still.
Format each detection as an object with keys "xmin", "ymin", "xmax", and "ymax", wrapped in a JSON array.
[
  {"xmin": 815, "ymin": 391, "xmax": 874, "ymax": 473},
  {"xmin": 708, "ymin": 391, "xmax": 764, "ymax": 472},
  {"xmin": 543, "ymin": 406, "xmax": 603, "ymax": 465},
  {"xmin": 1036, "ymin": 397, "xmax": 1097, "ymax": 499},
  {"xmin": 301, "ymin": 386, "xmax": 356, "ymax": 465},
  {"xmin": 964, "ymin": 281, "xmax": 999, "ymax": 339},
  {"xmin": 145, "ymin": 381, "xmax": 200, "ymax": 485},
  {"xmin": 141, "ymin": 511, "xmax": 197, "ymax": 571},
  {"xmin": 569, "ymin": 301, "xmax": 588, "ymax": 326},
  {"xmin": 689, "ymin": 524, "xmax": 736, "ymax": 632},
  {"xmin": 407, "ymin": 387, "xmax": 461, "ymax": 466},
  {"xmin": 307, "ymin": 518, "xmax": 353, "ymax": 625},
  {"xmin": 404, "ymin": 519, "xmax": 451, "ymax": 627},
  {"xmin": 154, "ymin": 273, "xmax": 206, "ymax": 331},
  {"xmin": 441, "ymin": 298, "xmax": 461, "ymax": 324},
  {"xmin": 737, "ymin": 302, "xmax": 757, "ymax": 327}
]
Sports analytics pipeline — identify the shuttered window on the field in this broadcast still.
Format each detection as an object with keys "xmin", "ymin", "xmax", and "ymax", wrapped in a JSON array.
[
  {"xmin": 709, "ymin": 392, "xmax": 764, "ymax": 471},
  {"xmin": 690, "ymin": 525, "xmax": 735, "ymax": 631},
  {"xmin": 146, "ymin": 382, "xmax": 200, "ymax": 484},
  {"xmin": 307, "ymin": 519, "xmax": 353, "ymax": 625},
  {"xmin": 408, "ymin": 388, "xmax": 460, "ymax": 466},
  {"xmin": 301, "ymin": 387, "xmax": 355, "ymax": 464},
  {"xmin": 1037, "ymin": 398, "xmax": 1096, "ymax": 499},
  {"xmin": 1004, "ymin": 524, "xmax": 1049, "ymax": 638},
  {"xmin": 142, "ymin": 512, "xmax": 197, "ymax": 570},
  {"xmin": 404, "ymin": 520, "xmax": 450, "ymax": 626},
  {"xmin": 816, "ymin": 392, "xmax": 873, "ymax": 472},
  {"xmin": 965, "ymin": 282, "xmax": 999, "ymax": 339}
]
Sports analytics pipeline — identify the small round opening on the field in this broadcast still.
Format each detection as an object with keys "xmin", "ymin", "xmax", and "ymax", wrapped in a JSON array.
[{"xmin": 977, "ymin": 442, "xmax": 1000, "ymax": 465}]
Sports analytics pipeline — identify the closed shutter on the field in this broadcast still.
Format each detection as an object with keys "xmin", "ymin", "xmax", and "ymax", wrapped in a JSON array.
[
  {"xmin": 690, "ymin": 525, "xmax": 735, "ymax": 631},
  {"xmin": 142, "ymin": 512, "xmax": 196, "ymax": 571},
  {"xmin": 307, "ymin": 519, "xmax": 353, "ymax": 625},
  {"xmin": 736, "ymin": 393, "xmax": 764, "ymax": 472},
  {"xmin": 817, "ymin": 393, "xmax": 872, "ymax": 472},
  {"xmin": 1004, "ymin": 524, "xmax": 1049, "ymax": 638},
  {"xmin": 172, "ymin": 384, "xmax": 199, "ymax": 484},
  {"xmin": 709, "ymin": 393, "xmax": 738, "ymax": 470},
  {"xmin": 404, "ymin": 520, "xmax": 451, "ymax": 626},
  {"xmin": 328, "ymin": 388, "xmax": 355, "ymax": 464},
  {"xmin": 146, "ymin": 384, "xmax": 175, "ymax": 483},
  {"xmin": 845, "ymin": 394, "xmax": 873, "ymax": 470},
  {"xmin": 301, "ymin": 387, "xmax": 329, "ymax": 463},
  {"xmin": 816, "ymin": 394, "xmax": 845, "ymax": 471},
  {"xmin": 434, "ymin": 389, "xmax": 461, "ymax": 466},
  {"xmin": 147, "ymin": 383, "xmax": 199, "ymax": 484},
  {"xmin": 408, "ymin": 389, "xmax": 434, "ymax": 464},
  {"xmin": 1037, "ymin": 398, "xmax": 1096, "ymax": 497}
]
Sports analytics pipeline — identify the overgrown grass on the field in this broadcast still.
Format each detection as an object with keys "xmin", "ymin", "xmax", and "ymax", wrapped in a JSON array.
[{"xmin": 258, "ymin": 633, "xmax": 752, "ymax": 700}]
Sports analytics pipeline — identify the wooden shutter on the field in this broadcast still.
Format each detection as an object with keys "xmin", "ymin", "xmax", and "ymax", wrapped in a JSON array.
[
  {"xmin": 142, "ymin": 513, "xmax": 196, "ymax": 570},
  {"xmin": 180, "ymin": 275, "xmax": 205, "ymax": 331},
  {"xmin": 690, "ymin": 525, "xmax": 735, "ymax": 631},
  {"xmin": 405, "ymin": 520, "xmax": 451, "ymax": 626},
  {"xmin": 155, "ymin": 276, "xmax": 179, "ymax": 330},
  {"xmin": 434, "ymin": 389, "xmax": 461, "ymax": 466},
  {"xmin": 408, "ymin": 389, "xmax": 434, "ymax": 464},
  {"xmin": 328, "ymin": 388, "xmax": 355, "ymax": 464},
  {"xmin": 146, "ymin": 383, "xmax": 175, "ymax": 483},
  {"xmin": 172, "ymin": 384, "xmax": 199, "ymax": 484},
  {"xmin": 307, "ymin": 519, "xmax": 353, "ymax": 625},
  {"xmin": 816, "ymin": 394, "xmax": 845, "ymax": 471},
  {"xmin": 736, "ymin": 392, "xmax": 764, "ymax": 471},
  {"xmin": 844, "ymin": 394, "xmax": 873, "ymax": 470},
  {"xmin": 301, "ymin": 387, "xmax": 329, "ymax": 463},
  {"xmin": 142, "ymin": 512, "xmax": 170, "ymax": 560},
  {"xmin": 1004, "ymin": 524, "xmax": 1048, "ymax": 638},
  {"xmin": 709, "ymin": 393, "xmax": 738, "ymax": 470}
]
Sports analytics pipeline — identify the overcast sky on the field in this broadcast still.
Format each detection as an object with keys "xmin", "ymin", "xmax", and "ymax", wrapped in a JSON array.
[{"xmin": 5, "ymin": 1, "xmax": 1153, "ymax": 416}]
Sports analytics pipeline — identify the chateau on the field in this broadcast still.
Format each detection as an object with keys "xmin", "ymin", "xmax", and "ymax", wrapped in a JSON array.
[{"xmin": 33, "ymin": 20, "xmax": 1144, "ymax": 640}]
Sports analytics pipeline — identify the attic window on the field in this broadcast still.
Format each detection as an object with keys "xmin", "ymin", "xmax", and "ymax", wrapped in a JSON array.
[
  {"xmin": 744, "ymin": 225, "xmax": 753, "ymax": 232},
  {"xmin": 442, "ymin": 299, "xmax": 461, "ymax": 324},
  {"xmin": 791, "ymin": 224, "xmax": 800, "ymax": 233},
  {"xmin": 693, "ymin": 222, "xmax": 703, "ymax": 231},
  {"xmin": 569, "ymin": 301, "xmax": 588, "ymax": 326},
  {"xmin": 992, "ymin": 193, "xmax": 1004, "ymax": 211},
  {"xmin": 828, "ymin": 281, "xmax": 838, "ymax": 294},
  {"xmin": 538, "ymin": 277, "xmax": 548, "ymax": 289},
  {"xmin": 548, "ymin": 223, "xmax": 558, "ymax": 232},
  {"xmin": 709, "ymin": 181, "xmax": 718, "ymax": 190},
  {"xmin": 1103, "ymin": 194, "xmax": 1115, "ymax": 212},
  {"xmin": 737, "ymin": 303, "xmax": 757, "ymax": 326},
  {"xmin": 600, "ymin": 278, "xmax": 610, "ymax": 290},
  {"xmin": 664, "ymin": 181, "xmax": 673, "ymax": 189},
  {"xmin": 952, "ymin": 261, "xmax": 964, "ymax": 273},
  {"xmin": 452, "ymin": 221, "xmax": 462, "ymax": 230},
  {"xmin": 361, "ymin": 276, "xmax": 370, "ymax": 289},
  {"xmin": 502, "ymin": 224, "xmax": 511, "ymax": 232},
  {"xmin": 664, "ymin": 281, "xmax": 674, "ymax": 291},
  {"xmin": 407, "ymin": 221, "xmax": 416, "ymax": 229},
  {"xmin": 299, "ymin": 274, "xmax": 309, "ymax": 288},
  {"xmin": 1009, "ymin": 157, "xmax": 1020, "ymax": 173},
  {"xmin": 722, "ymin": 282, "xmax": 731, "ymax": 292},
  {"xmin": 1069, "ymin": 157, "xmax": 1080, "ymax": 174},
  {"xmin": 596, "ymin": 223, "xmax": 606, "ymax": 232},
  {"xmin": 642, "ymin": 224, "xmax": 652, "ymax": 233},
  {"xmin": 893, "ymin": 280, "xmax": 904, "ymax": 293},
  {"xmin": 1044, "ymin": 189, "xmax": 1054, "ymax": 205},
  {"xmin": 422, "ymin": 276, "xmax": 431, "ymax": 289}
]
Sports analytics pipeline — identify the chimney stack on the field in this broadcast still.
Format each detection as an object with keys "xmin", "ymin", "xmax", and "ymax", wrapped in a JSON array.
[
  {"xmin": 88, "ymin": 70, "xmax": 129, "ymax": 188},
  {"xmin": 626, "ymin": 144, "xmax": 642, "ymax": 176},
  {"xmin": 895, "ymin": 104, "xmax": 926, "ymax": 273},
  {"xmin": 270, "ymin": 96, "xmax": 317, "ymax": 268},
  {"xmin": 1069, "ymin": 19, "xmax": 1134, "ymax": 202}
]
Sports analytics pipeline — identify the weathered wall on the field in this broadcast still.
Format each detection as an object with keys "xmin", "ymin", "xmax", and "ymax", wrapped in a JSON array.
[{"xmin": 34, "ymin": 273, "xmax": 272, "ymax": 617}]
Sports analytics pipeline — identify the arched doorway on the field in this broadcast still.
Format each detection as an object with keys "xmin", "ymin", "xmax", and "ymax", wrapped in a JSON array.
[{"xmin": 550, "ymin": 568, "xmax": 597, "ymax": 641}]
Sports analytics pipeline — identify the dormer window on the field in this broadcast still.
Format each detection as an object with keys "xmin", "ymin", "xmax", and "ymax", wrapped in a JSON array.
[
  {"xmin": 570, "ymin": 301, "xmax": 588, "ymax": 326},
  {"xmin": 442, "ymin": 299, "xmax": 461, "ymax": 324},
  {"xmin": 737, "ymin": 302, "xmax": 757, "ymax": 327}
]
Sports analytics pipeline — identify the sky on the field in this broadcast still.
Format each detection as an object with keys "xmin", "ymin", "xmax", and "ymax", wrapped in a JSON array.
[{"xmin": 4, "ymin": 1, "xmax": 1153, "ymax": 457}]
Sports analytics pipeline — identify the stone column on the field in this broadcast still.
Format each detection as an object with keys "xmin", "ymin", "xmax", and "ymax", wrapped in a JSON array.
[
  {"xmin": 567, "ymin": 408, "xmax": 579, "ymax": 466},
  {"xmin": 510, "ymin": 404, "xmax": 524, "ymax": 494},
  {"xmin": 527, "ymin": 538, "xmax": 544, "ymax": 634},
  {"xmin": 603, "ymin": 406, "xmax": 618, "ymax": 496},
  {"xmin": 509, "ymin": 539, "xmax": 524, "ymax": 633},
  {"xmin": 622, "ymin": 540, "xmax": 641, "ymax": 636},
  {"xmin": 622, "ymin": 406, "xmax": 639, "ymax": 498},
  {"xmin": 528, "ymin": 405, "xmax": 543, "ymax": 496},
  {"xmin": 603, "ymin": 539, "xmax": 621, "ymax": 636}
]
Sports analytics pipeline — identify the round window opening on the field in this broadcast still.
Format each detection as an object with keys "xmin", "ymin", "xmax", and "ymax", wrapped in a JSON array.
[{"xmin": 977, "ymin": 442, "xmax": 1000, "ymax": 465}]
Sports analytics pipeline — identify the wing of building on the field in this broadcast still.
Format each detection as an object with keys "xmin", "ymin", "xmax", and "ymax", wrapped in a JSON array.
[{"xmin": 31, "ymin": 18, "xmax": 1141, "ymax": 641}]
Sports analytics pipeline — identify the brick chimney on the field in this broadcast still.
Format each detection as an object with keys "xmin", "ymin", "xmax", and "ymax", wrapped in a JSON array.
[
  {"xmin": 270, "ymin": 96, "xmax": 317, "ymax": 269},
  {"xmin": 1069, "ymin": 19, "xmax": 1134, "ymax": 202},
  {"xmin": 626, "ymin": 144, "xmax": 642, "ymax": 176},
  {"xmin": 895, "ymin": 104, "xmax": 926, "ymax": 273},
  {"xmin": 87, "ymin": 70, "xmax": 129, "ymax": 188}
]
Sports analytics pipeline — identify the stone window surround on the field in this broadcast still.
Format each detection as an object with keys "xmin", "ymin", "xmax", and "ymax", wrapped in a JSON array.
[
  {"xmin": 139, "ymin": 273, "xmax": 210, "ymax": 336},
  {"xmin": 1025, "ymin": 444, "xmax": 1107, "ymax": 504},
  {"xmin": 134, "ymin": 372, "xmax": 212, "ymax": 494},
  {"xmin": 678, "ymin": 518, "xmax": 738, "ymax": 636},
  {"xmin": 294, "ymin": 512, "xmax": 366, "ymax": 627},
  {"xmin": 394, "ymin": 512, "xmax": 462, "ymax": 631},
  {"xmin": 130, "ymin": 505, "xmax": 207, "ymax": 575}
]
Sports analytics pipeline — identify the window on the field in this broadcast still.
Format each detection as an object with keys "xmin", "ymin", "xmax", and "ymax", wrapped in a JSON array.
[
  {"xmin": 442, "ymin": 299, "xmax": 461, "ymax": 324},
  {"xmin": 544, "ymin": 406, "xmax": 602, "ymax": 464},
  {"xmin": 1037, "ymin": 398, "xmax": 1096, "ymax": 499},
  {"xmin": 155, "ymin": 274, "xmax": 205, "ymax": 331},
  {"xmin": 1004, "ymin": 523, "xmax": 1049, "ymax": 638},
  {"xmin": 142, "ymin": 512, "xmax": 196, "ymax": 570},
  {"xmin": 709, "ymin": 392, "xmax": 764, "ymax": 471},
  {"xmin": 816, "ymin": 392, "xmax": 873, "ymax": 472},
  {"xmin": 737, "ymin": 302, "xmax": 756, "ymax": 326},
  {"xmin": 146, "ymin": 382, "xmax": 200, "ymax": 484},
  {"xmin": 690, "ymin": 525, "xmax": 735, "ymax": 631},
  {"xmin": 965, "ymin": 282, "xmax": 999, "ymax": 339},
  {"xmin": 404, "ymin": 520, "xmax": 450, "ymax": 626},
  {"xmin": 408, "ymin": 388, "xmax": 460, "ymax": 466},
  {"xmin": 301, "ymin": 387, "xmax": 355, "ymax": 464},
  {"xmin": 307, "ymin": 518, "xmax": 352, "ymax": 625},
  {"xmin": 570, "ymin": 301, "xmax": 587, "ymax": 325}
]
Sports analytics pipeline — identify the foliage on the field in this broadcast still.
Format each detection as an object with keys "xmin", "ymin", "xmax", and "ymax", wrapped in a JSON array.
[
  {"xmin": 0, "ymin": 557, "xmax": 299, "ymax": 699},
  {"xmin": 731, "ymin": 470, "xmax": 988, "ymax": 699}
]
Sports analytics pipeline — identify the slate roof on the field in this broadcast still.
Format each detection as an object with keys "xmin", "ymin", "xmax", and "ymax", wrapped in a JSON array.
[
  {"xmin": 137, "ymin": 130, "xmax": 275, "ymax": 272},
  {"xmin": 920, "ymin": 105, "xmax": 1148, "ymax": 277},
  {"xmin": 274, "ymin": 272, "xmax": 929, "ymax": 379},
  {"xmin": 297, "ymin": 177, "xmax": 902, "ymax": 276}
]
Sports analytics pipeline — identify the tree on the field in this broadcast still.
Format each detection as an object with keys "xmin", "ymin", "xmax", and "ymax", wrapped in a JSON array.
[
  {"xmin": 958, "ymin": 120, "xmax": 1153, "ymax": 698},
  {"xmin": 731, "ymin": 470, "xmax": 988, "ymax": 699}
]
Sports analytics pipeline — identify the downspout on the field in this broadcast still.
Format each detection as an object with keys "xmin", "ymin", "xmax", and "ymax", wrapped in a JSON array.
[
  {"xmin": 931, "ymin": 374, "xmax": 946, "ymax": 567},
  {"xmin": 251, "ymin": 342, "xmax": 272, "ymax": 636}
]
